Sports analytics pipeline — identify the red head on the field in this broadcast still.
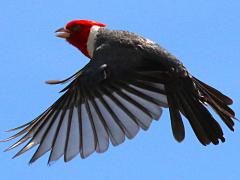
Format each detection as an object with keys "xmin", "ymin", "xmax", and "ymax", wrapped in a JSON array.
[{"xmin": 56, "ymin": 20, "xmax": 106, "ymax": 58}]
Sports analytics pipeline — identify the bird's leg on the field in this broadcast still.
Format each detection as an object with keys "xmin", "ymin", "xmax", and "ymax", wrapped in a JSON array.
[
  {"xmin": 45, "ymin": 70, "xmax": 83, "ymax": 85},
  {"xmin": 82, "ymin": 64, "xmax": 109, "ymax": 87},
  {"xmin": 99, "ymin": 64, "xmax": 108, "ymax": 80}
]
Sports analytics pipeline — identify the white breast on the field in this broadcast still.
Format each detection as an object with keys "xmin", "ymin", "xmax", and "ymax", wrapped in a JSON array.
[{"xmin": 87, "ymin": 25, "xmax": 101, "ymax": 58}]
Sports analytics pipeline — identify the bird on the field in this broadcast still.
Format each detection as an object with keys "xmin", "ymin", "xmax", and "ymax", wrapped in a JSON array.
[{"xmin": 1, "ymin": 19, "xmax": 236, "ymax": 164}]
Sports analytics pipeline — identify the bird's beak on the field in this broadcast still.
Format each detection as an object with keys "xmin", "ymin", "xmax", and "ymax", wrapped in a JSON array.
[{"xmin": 55, "ymin": 27, "xmax": 70, "ymax": 39}]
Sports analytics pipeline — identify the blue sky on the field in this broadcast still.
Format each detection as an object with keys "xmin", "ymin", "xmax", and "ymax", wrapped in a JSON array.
[{"xmin": 0, "ymin": 0, "xmax": 239, "ymax": 179}]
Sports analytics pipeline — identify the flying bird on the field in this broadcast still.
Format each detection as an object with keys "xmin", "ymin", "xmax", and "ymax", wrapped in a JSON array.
[{"xmin": 1, "ymin": 20, "xmax": 236, "ymax": 164}]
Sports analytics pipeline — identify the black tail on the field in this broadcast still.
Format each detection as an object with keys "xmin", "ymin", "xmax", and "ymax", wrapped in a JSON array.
[{"xmin": 166, "ymin": 76, "xmax": 235, "ymax": 145}]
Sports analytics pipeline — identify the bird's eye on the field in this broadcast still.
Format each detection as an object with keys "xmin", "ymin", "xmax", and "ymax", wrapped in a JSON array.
[{"xmin": 70, "ymin": 25, "xmax": 81, "ymax": 32}]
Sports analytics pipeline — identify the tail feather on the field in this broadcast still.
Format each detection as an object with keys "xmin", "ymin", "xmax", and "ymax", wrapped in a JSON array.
[
  {"xmin": 167, "ymin": 93, "xmax": 185, "ymax": 142},
  {"xmin": 177, "ymin": 90, "xmax": 211, "ymax": 145},
  {"xmin": 166, "ymin": 76, "xmax": 235, "ymax": 145},
  {"xmin": 218, "ymin": 112, "xmax": 235, "ymax": 131},
  {"xmin": 182, "ymin": 89, "xmax": 225, "ymax": 144},
  {"xmin": 195, "ymin": 82, "xmax": 235, "ymax": 117},
  {"xmin": 193, "ymin": 78, "xmax": 233, "ymax": 105},
  {"xmin": 193, "ymin": 77, "xmax": 235, "ymax": 129}
]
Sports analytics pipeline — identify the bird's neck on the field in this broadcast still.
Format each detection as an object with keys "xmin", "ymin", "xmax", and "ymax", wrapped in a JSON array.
[
  {"xmin": 86, "ymin": 26, "xmax": 101, "ymax": 58},
  {"xmin": 67, "ymin": 25, "xmax": 100, "ymax": 58}
]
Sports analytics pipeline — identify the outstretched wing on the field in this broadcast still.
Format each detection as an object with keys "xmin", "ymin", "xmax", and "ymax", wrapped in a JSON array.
[
  {"xmin": 1, "ymin": 42, "xmax": 169, "ymax": 164},
  {"xmin": 2, "ymin": 31, "xmax": 236, "ymax": 164}
]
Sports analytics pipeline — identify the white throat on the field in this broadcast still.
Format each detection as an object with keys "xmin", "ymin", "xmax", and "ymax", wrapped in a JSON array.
[{"xmin": 87, "ymin": 25, "xmax": 100, "ymax": 58}]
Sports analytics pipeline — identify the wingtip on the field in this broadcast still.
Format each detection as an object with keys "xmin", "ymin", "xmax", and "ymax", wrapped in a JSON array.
[
  {"xmin": 47, "ymin": 159, "xmax": 56, "ymax": 166},
  {"xmin": 3, "ymin": 121, "xmax": 32, "ymax": 133},
  {"xmin": 28, "ymin": 157, "xmax": 36, "ymax": 165},
  {"xmin": 28, "ymin": 157, "xmax": 37, "ymax": 166},
  {"xmin": 12, "ymin": 153, "xmax": 19, "ymax": 159},
  {"xmin": 4, "ymin": 147, "xmax": 12, "ymax": 152},
  {"xmin": 0, "ymin": 134, "xmax": 18, "ymax": 142},
  {"xmin": 0, "ymin": 138, "xmax": 10, "ymax": 143},
  {"xmin": 28, "ymin": 161, "xmax": 33, "ymax": 166},
  {"xmin": 5, "ymin": 129, "xmax": 15, "ymax": 133},
  {"xmin": 3, "ymin": 142, "xmax": 20, "ymax": 152},
  {"xmin": 5, "ymin": 127, "xmax": 21, "ymax": 132}
]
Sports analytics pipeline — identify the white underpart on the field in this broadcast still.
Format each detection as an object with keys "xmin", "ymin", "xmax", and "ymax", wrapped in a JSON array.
[{"xmin": 87, "ymin": 25, "xmax": 101, "ymax": 58}]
